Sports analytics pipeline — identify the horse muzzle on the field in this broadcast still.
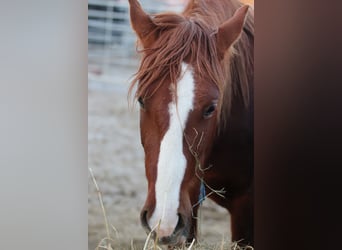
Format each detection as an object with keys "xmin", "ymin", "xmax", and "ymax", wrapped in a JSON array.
[{"xmin": 140, "ymin": 210, "xmax": 189, "ymax": 246}]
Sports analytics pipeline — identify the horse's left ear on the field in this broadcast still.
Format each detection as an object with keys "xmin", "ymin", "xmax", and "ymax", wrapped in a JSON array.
[
  {"xmin": 128, "ymin": 0, "xmax": 157, "ymax": 48},
  {"xmin": 216, "ymin": 5, "xmax": 249, "ymax": 59}
]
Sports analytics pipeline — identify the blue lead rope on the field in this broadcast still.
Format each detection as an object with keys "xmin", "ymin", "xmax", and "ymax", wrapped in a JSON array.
[{"xmin": 198, "ymin": 180, "xmax": 206, "ymax": 205}]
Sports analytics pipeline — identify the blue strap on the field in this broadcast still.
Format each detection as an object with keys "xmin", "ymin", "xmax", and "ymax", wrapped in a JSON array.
[{"xmin": 198, "ymin": 180, "xmax": 206, "ymax": 205}]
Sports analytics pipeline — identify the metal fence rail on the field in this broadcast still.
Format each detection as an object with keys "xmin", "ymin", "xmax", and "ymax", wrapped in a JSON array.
[
  {"xmin": 88, "ymin": 0, "xmax": 185, "ymax": 68},
  {"xmin": 88, "ymin": 0, "xmax": 136, "ymax": 67}
]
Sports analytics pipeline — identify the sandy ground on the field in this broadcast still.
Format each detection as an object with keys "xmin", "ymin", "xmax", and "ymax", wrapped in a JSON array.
[{"xmin": 88, "ymin": 64, "xmax": 231, "ymax": 250}]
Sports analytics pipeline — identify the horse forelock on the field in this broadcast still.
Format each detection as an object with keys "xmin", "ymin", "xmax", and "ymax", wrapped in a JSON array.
[{"xmin": 130, "ymin": 14, "xmax": 225, "ymax": 104}]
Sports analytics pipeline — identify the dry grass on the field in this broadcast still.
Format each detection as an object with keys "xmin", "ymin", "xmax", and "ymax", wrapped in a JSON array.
[
  {"xmin": 89, "ymin": 167, "xmax": 117, "ymax": 250},
  {"xmin": 138, "ymin": 239, "xmax": 253, "ymax": 250},
  {"xmin": 89, "ymin": 167, "xmax": 253, "ymax": 250}
]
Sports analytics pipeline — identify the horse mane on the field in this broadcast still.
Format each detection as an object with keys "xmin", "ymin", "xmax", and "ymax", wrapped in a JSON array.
[{"xmin": 129, "ymin": 0, "xmax": 254, "ymax": 129}]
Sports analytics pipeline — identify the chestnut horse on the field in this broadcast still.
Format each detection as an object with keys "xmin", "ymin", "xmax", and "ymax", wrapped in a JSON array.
[{"xmin": 128, "ymin": 0, "xmax": 253, "ymax": 247}]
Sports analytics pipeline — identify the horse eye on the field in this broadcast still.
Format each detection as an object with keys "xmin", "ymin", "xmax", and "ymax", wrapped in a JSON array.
[
  {"xmin": 203, "ymin": 103, "xmax": 217, "ymax": 118},
  {"xmin": 138, "ymin": 97, "xmax": 145, "ymax": 109}
]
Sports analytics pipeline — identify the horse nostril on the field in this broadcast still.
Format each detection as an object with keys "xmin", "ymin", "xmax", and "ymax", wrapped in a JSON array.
[
  {"xmin": 174, "ymin": 213, "xmax": 186, "ymax": 233},
  {"xmin": 140, "ymin": 210, "xmax": 151, "ymax": 232}
]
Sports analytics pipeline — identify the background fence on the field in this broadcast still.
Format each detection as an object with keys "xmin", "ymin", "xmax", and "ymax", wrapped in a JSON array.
[{"xmin": 88, "ymin": 0, "xmax": 186, "ymax": 71}]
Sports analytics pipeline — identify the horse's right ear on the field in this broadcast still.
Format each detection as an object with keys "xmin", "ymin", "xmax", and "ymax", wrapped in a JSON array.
[
  {"xmin": 128, "ymin": 0, "xmax": 157, "ymax": 48},
  {"xmin": 216, "ymin": 5, "xmax": 249, "ymax": 60}
]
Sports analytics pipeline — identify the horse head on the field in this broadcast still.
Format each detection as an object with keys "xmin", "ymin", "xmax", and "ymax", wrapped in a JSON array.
[{"xmin": 128, "ymin": 0, "xmax": 249, "ymax": 246}]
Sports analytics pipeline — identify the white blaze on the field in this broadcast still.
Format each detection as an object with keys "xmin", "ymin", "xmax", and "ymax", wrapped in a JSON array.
[{"xmin": 148, "ymin": 64, "xmax": 195, "ymax": 237}]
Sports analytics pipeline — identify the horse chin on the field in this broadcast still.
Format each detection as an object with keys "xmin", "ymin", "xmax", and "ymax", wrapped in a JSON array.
[
  {"xmin": 156, "ymin": 234, "xmax": 187, "ymax": 247},
  {"xmin": 153, "ymin": 224, "xmax": 189, "ymax": 247}
]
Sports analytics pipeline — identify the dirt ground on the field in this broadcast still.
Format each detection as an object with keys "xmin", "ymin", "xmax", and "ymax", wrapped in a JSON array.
[{"xmin": 88, "ymin": 64, "xmax": 231, "ymax": 250}]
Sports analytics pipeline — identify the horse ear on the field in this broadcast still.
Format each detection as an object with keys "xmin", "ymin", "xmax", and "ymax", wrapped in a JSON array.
[
  {"xmin": 216, "ymin": 5, "xmax": 249, "ymax": 59},
  {"xmin": 128, "ymin": 0, "xmax": 157, "ymax": 48}
]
